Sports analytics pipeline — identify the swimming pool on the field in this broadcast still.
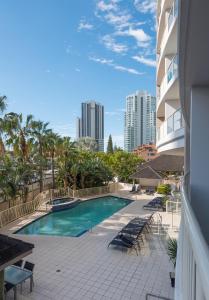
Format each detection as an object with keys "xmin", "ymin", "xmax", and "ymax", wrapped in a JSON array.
[{"xmin": 16, "ymin": 196, "xmax": 133, "ymax": 237}]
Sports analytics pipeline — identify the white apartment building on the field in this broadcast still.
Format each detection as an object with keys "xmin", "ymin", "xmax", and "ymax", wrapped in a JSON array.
[
  {"xmin": 156, "ymin": 0, "xmax": 184, "ymax": 155},
  {"xmin": 124, "ymin": 91, "xmax": 156, "ymax": 152},
  {"xmin": 157, "ymin": 0, "xmax": 209, "ymax": 299}
]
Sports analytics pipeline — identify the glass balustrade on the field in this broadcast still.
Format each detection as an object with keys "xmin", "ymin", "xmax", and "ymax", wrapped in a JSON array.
[
  {"xmin": 167, "ymin": 55, "xmax": 178, "ymax": 83},
  {"xmin": 167, "ymin": 108, "xmax": 183, "ymax": 134},
  {"xmin": 157, "ymin": 108, "xmax": 183, "ymax": 142},
  {"xmin": 168, "ymin": 0, "xmax": 178, "ymax": 30}
]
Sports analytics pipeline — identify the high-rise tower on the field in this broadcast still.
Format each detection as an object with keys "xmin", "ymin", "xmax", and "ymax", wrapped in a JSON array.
[
  {"xmin": 76, "ymin": 101, "xmax": 104, "ymax": 151},
  {"xmin": 124, "ymin": 91, "xmax": 156, "ymax": 152}
]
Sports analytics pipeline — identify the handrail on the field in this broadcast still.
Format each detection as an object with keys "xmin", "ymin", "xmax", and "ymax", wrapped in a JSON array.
[{"xmin": 180, "ymin": 183, "xmax": 209, "ymax": 297}]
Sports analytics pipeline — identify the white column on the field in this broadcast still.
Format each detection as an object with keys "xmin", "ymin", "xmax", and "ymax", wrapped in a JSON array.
[{"xmin": 190, "ymin": 87, "xmax": 209, "ymax": 244}]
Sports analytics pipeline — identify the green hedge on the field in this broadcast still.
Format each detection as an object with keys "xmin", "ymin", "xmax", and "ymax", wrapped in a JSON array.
[{"xmin": 157, "ymin": 184, "xmax": 171, "ymax": 195}]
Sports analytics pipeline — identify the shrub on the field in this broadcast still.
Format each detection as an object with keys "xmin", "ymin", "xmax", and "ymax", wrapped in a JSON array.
[
  {"xmin": 167, "ymin": 238, "xmax": 177, "ymax": 267},
  {"xmin": 157, "ymin": 184, "xmax": 171, "ymax": 195}
]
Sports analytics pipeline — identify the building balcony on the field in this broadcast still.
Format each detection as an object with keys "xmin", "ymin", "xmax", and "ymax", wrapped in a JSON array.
[
  {"xmin": 157, "ymin": 0, "xmax": 177, "ymax": 55},
  {"xmin": 157, "ymin": 0, "xmax": 178, "ymax": 84},
  {"xmin": 157, "ymin": 108, "xmax": 184, "ymax": 154},
  {"xmin": 157, "ymin": 55, "xmax": 179, "ymax": 117}
]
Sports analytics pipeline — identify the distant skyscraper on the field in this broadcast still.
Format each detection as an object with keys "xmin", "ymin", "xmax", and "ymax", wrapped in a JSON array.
[
  {"xmin": 76, "ymin": 101, "xmax": 104, "ymax": 151},
  {"xmin": 124, "ymin": 91, "xmax": 156, "ymax": 152}
]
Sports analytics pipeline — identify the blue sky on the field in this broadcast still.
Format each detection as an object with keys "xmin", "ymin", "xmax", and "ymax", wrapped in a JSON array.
[{"xmin": 0, "ymin": 0, "xmax": 156, "ymax": 148}]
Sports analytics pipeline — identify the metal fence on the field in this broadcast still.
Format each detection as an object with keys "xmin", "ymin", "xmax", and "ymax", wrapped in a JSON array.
[
  {"xmin": 0, "ymin": 183, "xmax": 118, "ymax": 228},
  {"xmin": 0, "ymin": 191, "xmax": 47, "ymax": 228},
  {"xmin": 73, "ymin": 183, "xmax": 118, "ymax": 198},
  {"xmin": 166, "ymin": 200, "xmax": 181, "ymax": 214}
]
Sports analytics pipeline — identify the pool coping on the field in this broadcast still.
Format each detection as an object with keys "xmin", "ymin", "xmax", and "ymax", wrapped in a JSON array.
[{"xmin": 13, "ymin": 194, "xmax": 134, "ymax": 237}]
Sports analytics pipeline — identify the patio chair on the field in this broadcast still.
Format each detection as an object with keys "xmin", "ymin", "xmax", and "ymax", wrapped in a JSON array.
[
  {"xmin": 21, "ymin": 261, "xmax": 35, "ymax": 292},
  {"xmin": 4, "ymin": 282, "xmax": 15, "ymax": 299},
  {"xmin": 13, "ymin": 259, "xmax": 23, "ymax": 268}
]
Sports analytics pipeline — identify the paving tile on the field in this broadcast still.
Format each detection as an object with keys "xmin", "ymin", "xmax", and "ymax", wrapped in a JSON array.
[{"xmin": 2, "ymin": 192, "xmax": 175, "ymax": 300}]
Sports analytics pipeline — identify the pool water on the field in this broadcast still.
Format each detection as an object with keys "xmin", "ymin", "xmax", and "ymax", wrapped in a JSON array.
[{"xmin": 16, "ymin": 196, "xmax": 133, "ymax": 237}]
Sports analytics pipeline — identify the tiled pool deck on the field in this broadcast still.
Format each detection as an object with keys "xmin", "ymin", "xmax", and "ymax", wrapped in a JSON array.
[{"xmin": 1, "ymin": 191, "xmax": 176, "ymax": 300}]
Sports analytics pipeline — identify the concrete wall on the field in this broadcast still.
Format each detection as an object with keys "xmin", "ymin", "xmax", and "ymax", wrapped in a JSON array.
[{"xmin": 138, "ymin": 178, "xmax": 162, "ymax": 187}]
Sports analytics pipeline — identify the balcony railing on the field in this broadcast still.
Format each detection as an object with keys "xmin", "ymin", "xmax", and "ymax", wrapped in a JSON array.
[
  {"xmin": 168, "ymin": 0, "xmax": 178, "ymax": 30},
  {"xmin": 157, "ymin": 0, "xmax": 178, "ymax": 62},
  {"xmin": 157, "ymin": 55, "xmax": 178, "ymax": 104},
  {"xmin": 175, "ymin": 182, "xmax": 209, "ymax": 299},
  {"xmin": 157, "ymin": 108, "xmax": 183, "ymax": 141},
  {"xmin": 167, "ymin": 108, "xmax": 183, "ymax": 134}
]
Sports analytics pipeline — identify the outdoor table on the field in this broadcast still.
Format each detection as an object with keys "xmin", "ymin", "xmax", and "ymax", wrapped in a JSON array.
[{"xmin": 5, "ymin": 265, "xmax": 33, "ymax": 300}]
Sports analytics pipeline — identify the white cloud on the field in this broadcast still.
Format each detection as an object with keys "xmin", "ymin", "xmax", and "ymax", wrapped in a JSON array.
[
  {"xmin": 102, "ymin": 34, "xmax": 128, "ymax": 53},
  {"xmin": 97, "ymin": 0, "xmax": 118, "ymax": 12},
  {"xmin": 134, "ymin": 0, "xmax": 156, "ymax": 14},
  {"xmin": 113, "ymin": 65, "xmax": 141, "ymax": 75},
  {"xmin": 45, "ymin": 69, "xmax": 51, "ymax": 73},
  {"xmin": 89, "ymin": 57, "xmax": 113, "ymax": 64},
  {"xmin": 116, "ymin": 27, "xmax": 151, "ymax": 48},
  {"xmin": 75, "ymin": 68, "xmax": 81, "ymax": 72},
  {"xmin": 104, "ymin": 11, "xmax": 132, "ymax": 29},
  {"xmin": 78, "ymin": 20, "xmax": 94, "ymax": 31},
  {"xmin": 89, "ymin": 56, "xmax": 143, "ymax": 75},
  {"xmin": 132, "ymin": 55, "xmax": 156, "ymax": 67}
]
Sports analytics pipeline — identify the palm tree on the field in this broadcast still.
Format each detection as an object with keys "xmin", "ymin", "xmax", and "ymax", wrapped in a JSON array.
[
  {"xmin": 4, "ymin": 113, "xmax": 34, "ymax": 161},
  {"xmin": 0, "ymin": 155, "xmax": 20, "ymax": 207},
  {"xmin": 56, "ymin": 136, "xmax": 76, "ymax": 189},
  {"xmin": 45, "ymin": 131, "xmax": 60, "ymax": 189},
  {"xmin": 0, "ymin": 95, "xmax": 7, "ymax": 156},
  {"xmin": 30, "ymin": 120, "xmax": 51, "ymax": 192}
]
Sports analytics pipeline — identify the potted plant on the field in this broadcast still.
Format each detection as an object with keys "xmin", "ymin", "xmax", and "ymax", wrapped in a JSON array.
[{"xmin": 167, "ymin": 237, "xmax": 177, "ymax": 287}]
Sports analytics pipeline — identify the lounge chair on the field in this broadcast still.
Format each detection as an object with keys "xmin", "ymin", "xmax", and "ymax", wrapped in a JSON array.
[
  {"xmin": 132, "ymin": 184, "xmax": 141, "ymax": 194},
  {"xmin": 108, "ymin": 234, "xmax": 138, "ymax": 255},
  {"xmin": 143, "ymin": 198, "xmax": 164, "ymax": 211},
  {"xmin": 145, "ymin": 187, "xmax": 155, "ymax": 195},
  {"xmin": 129, "ymin": 185, "xmax": 136, "ymax": 193},
  {"xmin": 120, "ymin": 227, "xmax": 144, "ymax": 244}
]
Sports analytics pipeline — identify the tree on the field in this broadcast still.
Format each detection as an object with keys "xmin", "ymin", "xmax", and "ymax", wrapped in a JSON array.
[
  {"xmin": 107, "ymin": 134, "xmax": 113, "ymax": 153},
  {"xmin": 0, "ymin": 95, "xmax": 7, "ymax": 156},
  {"xmin": 0, "ymin": 155, "xmax": 21, "ymax": 207},
  {"xmin": 75, "ymin": 137, "xmax": 98, "ymax": 152},
  {"xmin": 30, "ymin": 120, "xmax": 51, "ymax": 192},
  {"xmin": 4, "ymin": 113, "xmax": 34, "ymax": 161},
  {"xmin": 56, "ymin": 136, "xmax": 76, "ymax": 188},
  {"xmin": 100, "ymin": 151, "xmax": 144, "ymax": 182},
  {"xmin": 113, "ymin": 145, "xmax": 123, "ymax": 152},
  {"xmin": 45, "ymin": 131, "xmax": 60, "ymax": 189}
]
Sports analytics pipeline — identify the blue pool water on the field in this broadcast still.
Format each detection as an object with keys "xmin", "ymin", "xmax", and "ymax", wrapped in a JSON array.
[{"xmin": 16, "ymin": 196, "xmax": 133, "ymax": 237}]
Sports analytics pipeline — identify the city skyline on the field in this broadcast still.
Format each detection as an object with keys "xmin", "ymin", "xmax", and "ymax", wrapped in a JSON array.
[{"xmin": 0, "ymin": 1, "xmax": 156, "ymax": 148}]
